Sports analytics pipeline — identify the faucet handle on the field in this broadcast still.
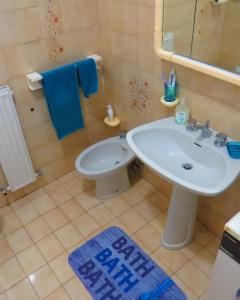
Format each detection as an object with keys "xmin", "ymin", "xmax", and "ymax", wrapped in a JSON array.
[
  {"xmin": 120, "ymin": 130, "xmax": 127, "ymax": 139},
  {"xmin": 186, "ymin": 118, "xmax": 198, "ymax": 132},
  {"xmin": 205, "ymin": 120, "xmax": 210, "ymax": 128},
  {"xmin": 214, "ymin": 132, "xmax": 227, "ymax": 147}
]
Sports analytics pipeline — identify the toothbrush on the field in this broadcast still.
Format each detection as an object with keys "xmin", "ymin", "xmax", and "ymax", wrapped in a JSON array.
[
  {"xmin": 169, "ymin": 69, "xmax": 176, "ymax": 87},
  {"xmin": 160, "ymin": 73, "xmax": 168, "ymax": 89},
  {"xmin": 161, "ymin": 72, "xmax": 168, "ymax": 84}
]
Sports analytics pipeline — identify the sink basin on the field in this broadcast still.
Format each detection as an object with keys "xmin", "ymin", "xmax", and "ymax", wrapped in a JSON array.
[{"xmin": 127, "ymin": 117, "xmax": 240, "ymax": 249}]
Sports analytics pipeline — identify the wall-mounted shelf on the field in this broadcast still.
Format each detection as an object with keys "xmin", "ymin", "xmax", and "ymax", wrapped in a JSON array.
[
  {"xmin": 160, "ymin": 96, "xmax": 179, "ymax": 107},
  {"xmin": 26, "ymin": 54, "xmax": 103, "ymax": 91},
  {"xmin": 104, "ymin": 117, "xmax": 120, "ymax": 127}
]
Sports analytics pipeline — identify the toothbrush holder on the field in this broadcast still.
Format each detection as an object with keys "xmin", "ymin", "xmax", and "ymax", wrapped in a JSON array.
[{"xmin": 164, "ymin": 84, "xmax": 178, "ymax": 102}]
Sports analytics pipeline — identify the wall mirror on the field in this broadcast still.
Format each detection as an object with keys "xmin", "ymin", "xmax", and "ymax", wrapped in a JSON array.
[{"xmin": 154, "ymin": 0, "xmax": 240, "ymax": 85}]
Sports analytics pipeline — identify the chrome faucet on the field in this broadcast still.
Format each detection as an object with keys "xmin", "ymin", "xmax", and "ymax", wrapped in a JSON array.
[
  {"xmin": 119, "ymin": 130, "xmax": 127, "ymax": 139},
  {"xmin": 198, "ymin": 120, "xmax": 212, "ymax": 140},
  {"xmin": 186, "ymin": 118, "xmax": 212, "ymax": 141}
]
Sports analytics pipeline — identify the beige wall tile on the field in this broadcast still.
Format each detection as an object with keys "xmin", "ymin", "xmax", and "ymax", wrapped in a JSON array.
[
  {"xmin": 59, "ymin": 0, "xmax": 82, "ymax": 33},
  {"xmin": 0, "ymin": 11, "xmax": 22, "ymax": 49},
  {"xmin": 17, "ymin": 6, "xmax": 43, "ymax": 43}
]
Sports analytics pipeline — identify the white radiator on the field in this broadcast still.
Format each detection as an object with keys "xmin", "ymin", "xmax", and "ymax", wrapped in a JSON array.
[{"xmin": 0, "ymin": 85, "xmax": 37, "ymax": 191}]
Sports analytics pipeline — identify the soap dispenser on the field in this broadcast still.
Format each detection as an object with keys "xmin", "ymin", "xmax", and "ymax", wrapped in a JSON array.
[
  {"xmin": 106, "ymin": 105, "xmax": 114, "ymax": 122},
  {"xmin": 175, "ymin": 99, "xmax": 189, "ymax": 125}
]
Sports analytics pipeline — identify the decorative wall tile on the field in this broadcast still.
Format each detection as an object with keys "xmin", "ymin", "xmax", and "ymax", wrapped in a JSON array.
[
  {"xmin": 128, "ymin": 75, "xmax": 150, "ymax": 112},
  {"xmin": 45, "ymin": 0, "xmax": 64, "ymax": 63}
]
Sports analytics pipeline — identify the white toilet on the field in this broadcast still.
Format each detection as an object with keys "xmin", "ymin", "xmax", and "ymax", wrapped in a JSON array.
[{"xmin": 75, "ymin": 136, "xmax": 135, "ymax": 199}]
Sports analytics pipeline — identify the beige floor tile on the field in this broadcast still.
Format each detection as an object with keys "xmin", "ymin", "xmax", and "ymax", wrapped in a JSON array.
[
  {"xmin": 6, "ymin": 228, "xmax": 33, "ymax": 254},
  {"xmin": 17, "ymin": 245, "xmax": 45, "ymax": 275},
  {"xmin": 0, "ymin": 293, "xmax": 9, "ymax": 300},
  {"xmin": 177, "ymin": 261, "xmax": 210, "ymax": 297},
  {"xmin": 58, "ymin": 172, "xmax": 75, "ymax": 184},
  {"xmin": 121, "ymin": 186, "xmax": 147, "ymax": 207},
  {"xmin": 0, "ymin": 206, "xmax": 12, "ymax": 217},
  {"xmin": 10, "ymin": 197, "xmax": 30, "ymax": 210},
  {"xmin": 74, "ymin": 189, "xmax": 100, "ymax": 211},
  {"xmin": 1, "ymin": 213, "xmax": 22, "ymax": 236},
  {"xmin": 104, "ymin": 196, "xmax": 129, "ymax": 216},
  {"xmin": 32, "ymin": 194, "xmax": 56, "ymax": 215},
  {"xmin": 131, "ymin": 234, "xmax": 152, "ymax": 254},
  {"xmin": 72, "ymin": 213, "xmax": 99, "ymax": 237},
  {"xmin": 89, "ymin": 204, "xmax": 115, "ymax": 226},
  {"xmin": 28, "ymin": 265, "xmax": 60, "ymax": 299},
  {"xmin": 62, "ymin": 178, "xmax": 88, "ymax": 197},
  {"xmin": 64, "ymin": 277, "xmax": 92, "ymax": 300},
  {"xmin": 27, "ymin": 188, "xmax": 45, "ymax": 202},
  {"xmin": 49, "ymin": 252, "xmax": 74, "ymax": 284},
  {"xmin": 194, "ymin": 223, "xmax": 215, "ymax": 247},
  {"xmin": 135, "ymin": 224, "xmax": 161, "ymax": 252},
  {"xmin": 105, "ymin": 218, "xmax": 131, "ymax": 234},
  {"xmin": 37, "ymin": 234, "xmax": 64, "ymax": 262},
  {"xmin": 55, "ymin": 224, "xmax": 83, "ymax": 249},
  {"xmin": 154, "ymin": 247, "xmax": 188, "ymax": 273},
  {"xmin": 25, "ymin": 217, "xmax": 51, "ymax": 242},
  {"xmin": 15, "ymin": 203, "xmax": 39, "ymax": 225},
  {"xmin": 134, "ymin": 179, "xmax": 156, "ymax": 198},
  {"xmin": 0, "ymin": 257, "xmax": 25, "ymax": 290},
  {"xmin": 172, "ymin": 275, "xmax": 198, "ymax": 300},
  {"xmin": 44, "ymin": 287, "xmax": 70, "ymax": 300},
  {"xmin": 150, "ymin": 214, "xmax": 167, "ymax": 233},
  {"xmin": 0, "ymin": 238, "xmax": 14, "ymax": 264},
  {"xmin": 200, "ymin": 292, "xmax": 207, "ymax": 299},
  {"xmin": 67, "ymin": 239, "xmax": 86, "ymax": 254},
  {"xmin": 150, "ymin": 253, "xmax": 173, "ymax": 276},
  {"xmin": 191, "ymin": 249, "xmax": 216, "ymax": 276},
  {"xmin": 60, "ymin": 199, "xmax": 85, "ymax": 221},
  {"xmin": 147, "ymin": 191, "xmax": 170, "ymax": 212},
  {"xmin": 119, "ymin": 208, "xmax": 147, "ymax": 233},
  {"xmin": 43, "ymin": 208, "xmax": 68, "ymax": 231},
  {"xmin": 180, "ymin": 240, "xmax": 203, "ymax": 259},
  {"xmin": 6, "ymin": 279, "xmax": 38, "ymax": 300},
  {"xmin": 134, "ymin": 199, "xmax": 161, "ymax": 221},
  {"xmin": 47, "ymin": 187, "xmax": 72, "ymax": 206},
  {"xmin": 43, "ymin": 180, "xmax": 60, "ymax": 193},
  {"xmin": 206, "ymin": 237, "xmax": 221, "ymax": 256}
]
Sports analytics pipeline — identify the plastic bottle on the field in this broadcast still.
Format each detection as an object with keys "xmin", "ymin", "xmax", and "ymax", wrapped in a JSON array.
[
  {"xmin": 175, "ymin": 99, "xmax": 189, "ymax": 125},
  {"xmin": 106, "ymin": 105, "xmax": 114, "ymax": 122}
]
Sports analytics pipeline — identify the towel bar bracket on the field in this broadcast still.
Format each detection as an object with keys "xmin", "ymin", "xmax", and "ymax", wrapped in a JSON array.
[{"xmin": 26, "ymin": 54, "xmax": 103, "ymax": 91}]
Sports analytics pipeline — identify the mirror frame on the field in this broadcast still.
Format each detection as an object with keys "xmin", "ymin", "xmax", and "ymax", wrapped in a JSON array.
[{"xmin": 154, "ymin": 0, "xmax": 240, "ymax": 86}]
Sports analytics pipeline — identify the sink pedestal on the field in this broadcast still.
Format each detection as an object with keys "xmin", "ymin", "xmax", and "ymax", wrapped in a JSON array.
[{"xmin": 162, "ymin": 185, "xmax": 198, "ymax": 250}]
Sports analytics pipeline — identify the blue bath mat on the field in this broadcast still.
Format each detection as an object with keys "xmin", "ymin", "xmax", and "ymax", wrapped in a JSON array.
[{"xmin": 68, "ymin": 227, "xmax": 187, "ymax": 300}]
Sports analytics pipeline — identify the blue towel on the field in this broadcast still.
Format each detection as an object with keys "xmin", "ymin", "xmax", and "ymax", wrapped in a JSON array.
[
  {"xmin": 41, "ymin": 64, "xmax": 84, "ymax": 140},
  {"xmin": 75, "ymin": 58, "xmax": 98, "ymax": 97}
]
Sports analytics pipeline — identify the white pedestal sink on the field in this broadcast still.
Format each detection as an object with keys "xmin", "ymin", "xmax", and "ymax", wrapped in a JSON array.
[{"xmin": 127, "ymin": 117, "xmax": 240, "ymax": 249}]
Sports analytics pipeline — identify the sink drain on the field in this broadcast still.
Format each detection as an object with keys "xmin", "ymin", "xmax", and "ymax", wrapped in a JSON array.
[
  {"xmin": 114, "ymin": 160, "xmax": 121, "ymax": 165},
  {"xmin": 182, "ymin": 163, "xmax": 193, "ymax": 170}
]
